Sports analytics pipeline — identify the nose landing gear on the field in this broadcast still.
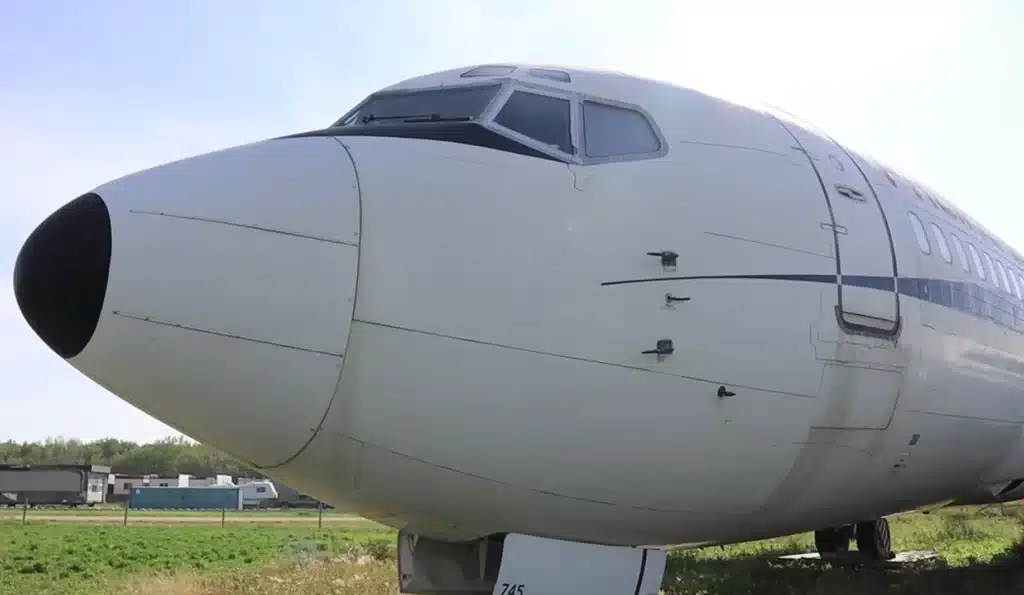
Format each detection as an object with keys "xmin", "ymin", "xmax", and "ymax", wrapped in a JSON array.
[{"xmin": 814, "ymin": 517, "xmax": 894, "ymax": 561}]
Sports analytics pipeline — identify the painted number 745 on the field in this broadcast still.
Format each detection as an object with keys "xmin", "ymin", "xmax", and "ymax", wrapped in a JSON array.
[{"xmin": 500, "ymin": 583, "xmax": 524, "ymax": 595}]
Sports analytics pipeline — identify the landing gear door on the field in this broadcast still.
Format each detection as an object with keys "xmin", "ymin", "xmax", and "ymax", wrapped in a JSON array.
[
  {"xmin": 494, "ymin": 534, "xmax": 666, "ymax": 595},
  {"xmin": 773, "ymin": 112, "xmax": 900, "ymax": 339}
]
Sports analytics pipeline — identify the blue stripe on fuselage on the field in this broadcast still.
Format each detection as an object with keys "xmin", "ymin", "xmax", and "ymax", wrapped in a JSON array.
[{"xmin": 601, "ymin": 273, "xmax": 1023, "ymax": 332}]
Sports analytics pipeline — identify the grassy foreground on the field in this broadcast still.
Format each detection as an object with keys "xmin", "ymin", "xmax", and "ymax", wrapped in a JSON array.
[{"xmin": 1, "ymin": 505, "xmax": 1023, "ymax": 594}]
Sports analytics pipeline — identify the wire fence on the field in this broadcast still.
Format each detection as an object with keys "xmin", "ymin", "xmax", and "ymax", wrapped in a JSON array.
[{"xmin": 1, "ymin": 500, "xmax": 355, "ymax": 530}]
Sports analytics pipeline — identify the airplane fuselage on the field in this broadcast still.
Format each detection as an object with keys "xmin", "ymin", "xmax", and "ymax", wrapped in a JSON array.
[{"xmin": 14, "ymin": 63, "xmax": 1024, "ymax": 593}]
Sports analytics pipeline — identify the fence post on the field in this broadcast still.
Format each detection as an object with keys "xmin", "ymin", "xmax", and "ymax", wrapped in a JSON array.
[
  {"xmin": 21, "ymin": 499, "xmax": 27, "ymax": 525},
  {"xmin": 221, "ymin": 508, "xmax": 226, "ymax": 528},
  {"xmin": 123, "ymin": 502, "xmax": 129, "ymax": 526},
  {"xmin": 318, "ymin": 503, "xmax": 323, "ymax": 530}
]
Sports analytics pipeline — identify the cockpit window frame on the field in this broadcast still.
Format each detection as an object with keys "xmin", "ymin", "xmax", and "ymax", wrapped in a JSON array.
[
  {"xmin": 330, "ymin": 80, "xmax": 505, "ymax": 128},
  {"xmin": 328, "ymin": 77, "xmax": 668, "ymax": 166},
  {"xmin": 574, "ymin": 95, "xmax": 668, "ymax": 165},
  {"xmin": 482, "ymin": 82, "xmax": 582, "ymax": 162}
]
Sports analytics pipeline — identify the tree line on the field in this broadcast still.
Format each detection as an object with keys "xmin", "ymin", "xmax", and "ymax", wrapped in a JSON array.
[{"xmin": 0, "ymin": 436, "xmax": 262, "ymax": 478}]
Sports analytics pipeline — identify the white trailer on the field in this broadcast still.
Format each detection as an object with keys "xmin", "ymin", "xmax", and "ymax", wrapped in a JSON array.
[{"xmin": 236, "ymin": 478, "xmax": 278, "ymax": 506}]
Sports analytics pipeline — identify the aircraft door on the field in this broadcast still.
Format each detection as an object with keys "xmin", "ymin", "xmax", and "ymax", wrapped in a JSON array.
[{"xmin": 775, "ymin": 116, "xmax": 900, "ymax": 339}]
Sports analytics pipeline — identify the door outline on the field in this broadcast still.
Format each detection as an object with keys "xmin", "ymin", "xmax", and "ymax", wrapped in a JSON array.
[
  {"xmin": 837, "ymin": 148, "xmax": 902, "ymax": 340},
  {"xmin": 774, "ymin": 115, "xmax": 902, "ymax": 341}
]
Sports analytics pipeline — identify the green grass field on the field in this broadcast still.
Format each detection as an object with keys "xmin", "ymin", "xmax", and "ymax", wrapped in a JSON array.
[{"xmin": 1, "ymin": 505, "xmax": 1023, "ymax": 594}]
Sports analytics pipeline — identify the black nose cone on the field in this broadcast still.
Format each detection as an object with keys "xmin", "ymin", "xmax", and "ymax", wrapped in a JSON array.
[{"xmin": 13, "ymin": 192, "xmax": 112, "ymax": 359}]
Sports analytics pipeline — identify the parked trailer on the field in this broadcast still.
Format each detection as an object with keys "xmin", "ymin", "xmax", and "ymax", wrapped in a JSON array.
[
  {"xmin": 129, "ymin": 486, "xmax": 243, "ymax": 510},
  {"xmin": 0, "ymin": 464, "xmax": 109, "ymax": 507},
  {"xmin": 235, "ymin": 478, "xmax": 279, "ymax": 507}
]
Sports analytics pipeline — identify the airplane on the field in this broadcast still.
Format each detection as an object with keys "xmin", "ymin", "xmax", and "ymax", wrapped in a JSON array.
[{"xmin": 12, "ymin": 62, "xmax": 1024, "ymax": 595}]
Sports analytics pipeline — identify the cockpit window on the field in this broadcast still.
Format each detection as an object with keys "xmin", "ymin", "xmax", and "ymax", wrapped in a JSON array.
[
  {"xmin": 461, "ymin": 65, "xmax": 517, "ymax": 78},
  {"xmin": 582, "ymin": 101, "xmax": 661, "ymax": 158},
  {"xmin": 335, "ymin": 85, "xmax": 500, "ymax": 127},
  {"xmin": 493, "ymin": 91, "xmax": 573, "ymax": 154},
  {"xmin": 527, "ymin": 68, "xmax": 571, "ymax": 83}
]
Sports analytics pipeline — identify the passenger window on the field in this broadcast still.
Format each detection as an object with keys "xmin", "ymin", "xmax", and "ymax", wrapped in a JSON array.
[
  {"xmin": 494, "ymin": 91, "xmax": 573, "ymax": 154},
  {"xmin": 949, "ymin": 233, "xmax": 970, "ymax": 272},
  {"xmin": 1009, "ymin": 267, "xmax": 1023, "ymax": 299},
  {"xmin": 908, "ymin": 212, "xmax": 930, "ymax": 254},
  {"xmin": 996, "ymin": 259, "xmax": 1014, "ymax": 295},
  {"xmin": 982, "ymin": 251, "xmax": 999, "ymax": 286},
  {"xmin": 929, "ymin": 223, "xmax": 952, "ymax": 264},
  {"xmin": 582, "ymin": 101, "xmax": 661, "ymax": 158},
  {"xmin": 968, "ymin": 243, "xmax": 986, "ymax": 280}
]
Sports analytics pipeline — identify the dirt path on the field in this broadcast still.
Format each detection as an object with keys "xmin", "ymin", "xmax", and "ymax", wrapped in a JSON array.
[{"xmin": 0, "ymin": 513, "xmax": 374, "ymax": 524}]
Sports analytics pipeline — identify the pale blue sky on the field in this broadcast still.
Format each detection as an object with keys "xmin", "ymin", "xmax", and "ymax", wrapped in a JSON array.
[{"xmin": 1, "ymin": 1, "xmax": 1020, "ymax": 442}]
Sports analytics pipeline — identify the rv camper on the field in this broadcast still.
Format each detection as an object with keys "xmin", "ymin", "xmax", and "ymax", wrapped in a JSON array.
[{"xmin": 235, "ymin": 478, "xmax": 279, "ymax": 507}]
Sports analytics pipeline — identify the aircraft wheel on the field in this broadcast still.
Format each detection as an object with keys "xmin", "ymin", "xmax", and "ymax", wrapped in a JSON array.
[
  {"xmin": 814, "ymin": 527, "xmax": 850, "ymax": 555},
  {"xmin": 855, "ymin": 518, "xmax": 894, "ymax": 560}
]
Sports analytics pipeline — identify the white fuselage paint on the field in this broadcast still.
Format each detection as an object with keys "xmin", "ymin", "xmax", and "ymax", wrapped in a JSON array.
[{"xmin": 25, "ymin": 64, "xmax": 1024, "ymax": 550}]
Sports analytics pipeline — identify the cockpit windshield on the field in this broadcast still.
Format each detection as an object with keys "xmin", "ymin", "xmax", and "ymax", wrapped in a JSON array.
[{"xmin": 334, "ymin": 85, "xmax": 501, "ymax": 127}]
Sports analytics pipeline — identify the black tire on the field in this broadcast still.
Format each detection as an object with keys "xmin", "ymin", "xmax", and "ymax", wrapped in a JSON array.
[
  {"xmin": 814, "ymin": 527, "xmax": 850, "ymax": 555},
  {"xmin": 855, "ymin": 518, "xmax": 894, "ymax": 560}
]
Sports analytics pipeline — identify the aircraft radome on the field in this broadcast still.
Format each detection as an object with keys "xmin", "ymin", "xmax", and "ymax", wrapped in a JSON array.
[{"xmin": 13, "ymin": 63, "xmax": 1024, "ymax": 595}]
